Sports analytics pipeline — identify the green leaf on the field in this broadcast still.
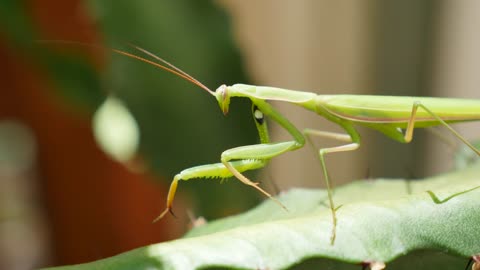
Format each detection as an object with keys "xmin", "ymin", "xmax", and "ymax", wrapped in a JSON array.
[{"xmin": 43, "ymin": 162, "xmax": 480, "ymax": 270}]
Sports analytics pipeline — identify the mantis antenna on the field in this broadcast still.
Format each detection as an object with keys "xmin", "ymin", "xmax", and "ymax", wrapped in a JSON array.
[{"xmin": 36, "ymin": 40, "xmax": 215, "ymax": 96}]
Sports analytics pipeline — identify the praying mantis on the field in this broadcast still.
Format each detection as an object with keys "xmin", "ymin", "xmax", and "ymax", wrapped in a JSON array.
[{"xmin": 106, "ymin": 45, "xmax": 480, "ymax": 244}]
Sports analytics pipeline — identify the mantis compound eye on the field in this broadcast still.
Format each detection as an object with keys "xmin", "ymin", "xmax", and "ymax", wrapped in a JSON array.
[
  {"xmin": 216, "ymin": 84, "xmax": 226, "ymax": 97},
  {"xmin": 253, "ymin": 105, "xmax": 264, "ymax": 124},
  {"xmin": 215, "ymin": 84, "xmax": 230, "ymax": 115}
]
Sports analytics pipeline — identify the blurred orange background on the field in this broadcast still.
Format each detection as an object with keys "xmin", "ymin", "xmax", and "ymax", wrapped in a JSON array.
[{"xmin": 0, "ymin": 1, "xmax": 182, "ymax": 268}]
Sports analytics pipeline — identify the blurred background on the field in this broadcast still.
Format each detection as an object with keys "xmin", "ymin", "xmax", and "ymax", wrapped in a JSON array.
[{"xmin": 0, "ymin": 0, "xmax": 479, "ymax": 269}]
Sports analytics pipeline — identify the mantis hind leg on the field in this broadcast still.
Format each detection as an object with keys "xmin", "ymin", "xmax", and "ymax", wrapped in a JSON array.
[
  {"xmin": 404, "ymin": 102, "xmax": 480, "ymax": 155},
  {"xmin": 303, "ymin": 127, "xmax": 360, "ymax": 244}
]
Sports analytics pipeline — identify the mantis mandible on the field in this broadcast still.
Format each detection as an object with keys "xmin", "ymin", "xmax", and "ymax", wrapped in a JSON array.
[{"xmin": 111, "ymin": 45, "xmax": 480, "ymax": 244}]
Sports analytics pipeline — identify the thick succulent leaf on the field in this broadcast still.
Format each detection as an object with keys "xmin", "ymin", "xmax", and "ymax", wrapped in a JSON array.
[{"xmin": 43, "ymin": 162, "xmax": 480, "ymax": 270}]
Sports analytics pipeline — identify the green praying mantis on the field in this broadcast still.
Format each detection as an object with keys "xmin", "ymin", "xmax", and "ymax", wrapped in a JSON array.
[{"xmin": 107, "ymin": 45, "xmax": 480, "ymax": 244}]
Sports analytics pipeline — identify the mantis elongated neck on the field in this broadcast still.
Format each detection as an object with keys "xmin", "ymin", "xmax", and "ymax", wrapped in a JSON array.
[{"xmin": 228, "ymin": 84, "xmax": 318, "ymax": 111}]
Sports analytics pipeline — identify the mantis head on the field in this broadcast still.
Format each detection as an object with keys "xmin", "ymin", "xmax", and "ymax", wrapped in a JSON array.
[
  {"xmin": 215, "ymin": 84, "xmax": 231, "ymax": 115},
  {"xmin": 98, "ymin": 44, "xmax": 234, "ymax": 114}
]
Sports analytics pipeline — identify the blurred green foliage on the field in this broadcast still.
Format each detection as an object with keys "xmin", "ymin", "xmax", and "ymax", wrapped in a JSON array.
[
  {"xmin": 0, "ymin": 1, "xmax": 35, "ymax": 45},
  {"xmin": 0, "ymin": 1, "xmax": 105, "ymax": 110}
]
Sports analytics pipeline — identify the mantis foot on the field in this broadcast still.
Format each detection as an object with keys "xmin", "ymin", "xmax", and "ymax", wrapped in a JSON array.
[{"xmin": 153, "ymin": 206, "xmax": 176, "ymax": 223}]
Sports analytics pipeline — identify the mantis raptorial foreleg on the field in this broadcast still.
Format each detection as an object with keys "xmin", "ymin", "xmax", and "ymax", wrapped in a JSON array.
[
  {"xmin": 221, "ymin": 141, "xmax": 303, "ymax": 211},
  {"xmin": 304, "ymin": 127, "xmax": 360, "ymax": 244},
  {"xmin": 216, "ymin": 100, "xmax": 308, "ymax": 210},
  {"xmin": 154, "ymin": 159, "xmax": 267, "ymax": 222},
  {"xmin": 155, "ymin": 101, "xmax": 304, "ymax": 221}
]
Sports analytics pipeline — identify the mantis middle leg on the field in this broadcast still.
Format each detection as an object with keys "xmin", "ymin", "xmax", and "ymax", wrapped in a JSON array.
[{"xmin": 304, "ymin": 125, "xmax": 361, "ymax": 244}]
